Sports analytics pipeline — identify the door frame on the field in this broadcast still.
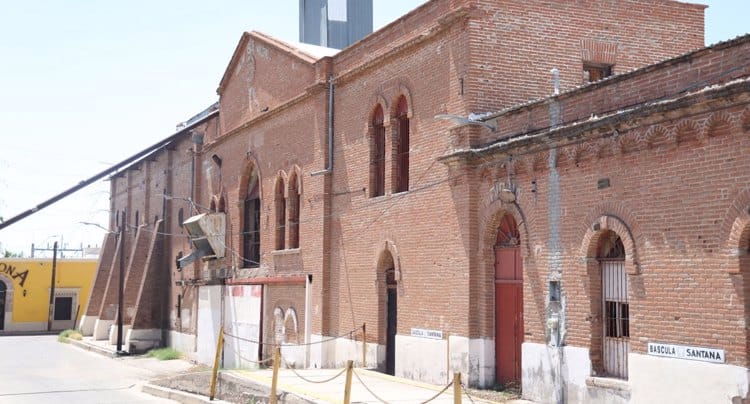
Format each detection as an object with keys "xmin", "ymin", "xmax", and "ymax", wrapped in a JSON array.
[
  {"xmin": 495, "ymin": 245, "xmax": 523, "ymax": 386},
  {"xmin": 494, "ymin": 214, "xmax": 523, "ymax": 387},
  {"xmin": 385, "ymin": 268, "xmax": 397, "ymax": 375}
]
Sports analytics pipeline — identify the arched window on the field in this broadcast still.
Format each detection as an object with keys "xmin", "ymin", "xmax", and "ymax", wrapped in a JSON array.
[
  {"xmin": 242, "ymin": 169, "xmax": 261, "ymax": 267},
  {"xmin": 288, "ymin": 172, "xmax": 300, "ymax": 249},
  {"xmin": 370, "ymin": 105, "xmax": 386, "ymax": 197},
  {"xmin": 134, "ymin": 211, "xmax": 140, "ymax": 228},
  {"xmin": 393, "ymin": 96, "xmax": 409, "ymax": 193},
  {"xmin": 275, "ymin": 177, "xmax": 286, "ymax": 250},
  {"xmin": 284, "ymin": 308, "xmax": 300, "ymax": 344},
  {"xmin": 177, "ymin": 208, "xmax": 184, "ymax": 228}
]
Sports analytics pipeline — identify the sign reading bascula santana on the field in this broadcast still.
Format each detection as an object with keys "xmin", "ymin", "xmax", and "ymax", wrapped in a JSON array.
[
  {"xmin": 648, "ymin": 342, "xmax": 725, "ymax": 364},
  {"xmin": 411, "ymin": 328, "xmax": 443, "ymax": 340}
]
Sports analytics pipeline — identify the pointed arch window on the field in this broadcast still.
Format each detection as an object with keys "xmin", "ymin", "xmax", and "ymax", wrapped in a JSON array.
[
  {"xmin": 288, "ymin": 173, "xmax": 300, "ymax": 249},
  {"xmin": 275, "ymin": 177, "xmax": 286, "ymax": 251},
  {"xmin": 393, "ymin": 96, "xmax": 409, "ymax": 193},
  {"xmin": 370, "ymin": 105, "xmax": 386, "ymax": 197},
  {"xmin": 242, "ymin": 170, "xmax": 261, "ymax": 268}
]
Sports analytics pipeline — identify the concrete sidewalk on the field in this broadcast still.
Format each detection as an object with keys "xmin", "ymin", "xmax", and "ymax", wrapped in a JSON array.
[
  {"xmin": 229, "ymin": 366, "xmax": 529, "ymax": 404},
  {"xmin": 71, "ymin": 336, "xmax": 530, "ymax": 403}
]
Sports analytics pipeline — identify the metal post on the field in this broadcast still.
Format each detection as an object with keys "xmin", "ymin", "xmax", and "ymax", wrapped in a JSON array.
[
  {"xmin": 446, "ymin": 332, "xmax": 451, "ymax": 385},
  {"xmin": 362, "ymin": 323, "xmax": 366, "ymax": 368},
  {"xmin": 46, "ymin": 241, "xmax": 58, "ymax": 331},
  {"xmin": 453, "ymin": 373, "xmax": 462, "ymax": 404},
  {"xmin": 117, "ymin": 224, "xmax": 124, "ymax": 353},
  {"xmin": 270, "ymin": 347, "xmax": 281, "ymax": 404},
  {"xmin": 210, "ymin": 327, "xmax": 224, "ymax": 401},
  {"xmin": 343, "ymin": 360, "xmax": 354, "ymax": 404},
  {"xmin": 304, "ymin": 274, "xmax": 312, "ymax": 368}
]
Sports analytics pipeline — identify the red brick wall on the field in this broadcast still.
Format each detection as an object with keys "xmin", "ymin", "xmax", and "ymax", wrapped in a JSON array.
[
  {"xmin": 97, "ymin": 0, "xmax": 717, "ymax": 358},
  {"xmin": 479, "ymin": 37, "xmax": 750, "ymax": 147},
  {"xmin": 468, "ymin": 44, "xmax": 750, "ymax": 366},
  {"xmin": 86, "ymin": 233, "xmax": 116, "ymax": 317},
  {"xmin": 328, "ymin": 27, "xmax": 475, "ymax": 339},
  {"xmin": 106, "ymin": 128, "xmax": 213, "ymax": 334},
  {"xmin": 263, "ymin": 282, "xmax": 307, "ymax": 356},
  {"xmin": 466, "ymin": 0, "xmax": 705, "ymax": 113},
  {"xmin": 205, "ymin": 54, "xmax": 330, "ymax": 331},
  {"xmin": 321, "ymin": 0, "xmax": 705, "ymax": 343},
  {"xmin": 219, "ymin": 34, "xmax": 320, "ymax": 136}
]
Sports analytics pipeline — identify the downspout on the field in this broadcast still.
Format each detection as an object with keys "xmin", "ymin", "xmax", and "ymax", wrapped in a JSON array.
[
  {"xmin": 310, "ymin": 74, "xmax": 334, "ymax": 367},
  {"xmin": 190, "ymin": 131, "xmax": 203, "ymax": 355},
  {"xmin": 312, "ymin": 75, "xmax": 334, "ymax": 176},
  {"xmin": 548, "ymin": 68, "xmax": 566, "ymax": 404}
]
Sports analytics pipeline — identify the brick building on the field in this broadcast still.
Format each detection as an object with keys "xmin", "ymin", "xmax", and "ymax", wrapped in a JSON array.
[
  {"xmin": 443, "ymin": 35, "xmax": 750, "ymax": 403},
  {"xmin": 79, "ymin": 0, "xmax": 750, "ymax": 402}
]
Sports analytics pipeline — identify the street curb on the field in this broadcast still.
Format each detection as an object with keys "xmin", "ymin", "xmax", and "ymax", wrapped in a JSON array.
[
  {"xmin": 0, "ymin": 331, "xmax": 59, "ymax": 336},
  {"xmin": 142, "ymin": 383, "xmax": 232, "ymax": 404},
  {"xmin": 69, "ymin": 339, "xmax": 117, "ymax": 358}
]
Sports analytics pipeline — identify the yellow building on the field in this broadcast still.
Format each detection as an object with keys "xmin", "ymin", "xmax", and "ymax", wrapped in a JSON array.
[{"xmin": 0, "ymin": 259, "xmax": 96, "ymax": 332}]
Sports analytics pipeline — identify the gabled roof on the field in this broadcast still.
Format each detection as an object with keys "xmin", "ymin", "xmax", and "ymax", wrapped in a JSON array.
[{"xmin": 217, "ymin": 31, "xmax": 339, "ymax": 94}]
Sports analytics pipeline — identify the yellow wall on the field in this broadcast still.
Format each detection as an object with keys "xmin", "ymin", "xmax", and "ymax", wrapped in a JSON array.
[{"xmin": 0, "ymin": 259, "xmax": 96, "ymax": 324}]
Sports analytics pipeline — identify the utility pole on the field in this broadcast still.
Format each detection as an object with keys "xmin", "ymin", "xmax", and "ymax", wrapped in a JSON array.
[
  {"xmin": 117, "ymin": 222, "xmax": 125, "ymax": 353},
  {"xmin": 47, "ymin": 242, "xmax": 58, "ymax": 331}
]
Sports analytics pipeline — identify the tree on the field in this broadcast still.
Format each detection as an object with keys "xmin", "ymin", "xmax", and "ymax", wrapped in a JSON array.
[{"xmin": 3, "ymin": 250, "xmax": 23, "ymax": 258}]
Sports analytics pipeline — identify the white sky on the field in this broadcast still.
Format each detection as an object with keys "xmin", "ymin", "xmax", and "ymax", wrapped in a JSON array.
[{"xmin": 0, "ymin": 0, "xmax": 747, "ymax": 257}]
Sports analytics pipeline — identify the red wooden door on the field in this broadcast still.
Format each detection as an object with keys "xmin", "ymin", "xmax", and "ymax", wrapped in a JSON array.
[{"xmin": 495, "ymin": 245, "xmax": 523, "ymax": 386}]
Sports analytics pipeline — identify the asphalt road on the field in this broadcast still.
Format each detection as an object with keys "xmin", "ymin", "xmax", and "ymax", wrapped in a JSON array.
[{"xmin": 0, "ymin": 335, "xmax": 190, "ymax": 404}]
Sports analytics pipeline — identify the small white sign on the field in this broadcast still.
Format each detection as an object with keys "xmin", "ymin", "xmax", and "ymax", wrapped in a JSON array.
[
  {"xmin": 411, "ymin": 328, "xmax": 443, "ymax": 340},
  {"xmin": 648, "ymin": 342, "xmax": 725, "ymax": 364}
]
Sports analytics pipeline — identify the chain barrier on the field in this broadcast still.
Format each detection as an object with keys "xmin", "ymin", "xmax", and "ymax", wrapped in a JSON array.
[
  {"xmin": 416, "ymin": 379, "xmax": 455, "ymax": 404},
  {"xmin": 351, "ymin": 368, "xmax": 391, "ymax": 404},
  {"xmin": 220, "ymin": 326, "xmax": 468, "ymax": 404},
  {"xmin": 351, "ymin": 368, "xmax": 456, "ymax": 404},
  {"xmin": 233, "ymin": 350, "xmax": 275, "ymax": 366},
  {"xmin": 460, "ymin": 382, "xmax": 476, "ymax": 404},
  {"xmin": 223, "ymin": 324, "xmax": 363, "ymax": 347},
  {"xmin": 282, "ymin": 358, "xmax": 348, "ymax": 384}
]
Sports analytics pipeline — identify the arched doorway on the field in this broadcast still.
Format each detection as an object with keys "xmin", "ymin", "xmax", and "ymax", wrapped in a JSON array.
[
  {"xmin": 598, "ymin": 232, "xmax": 629, "ymax": 379},
  {"xmin": 0, "ymin": 280, "xmax": 6, "ymax": 330},
  {"xmin": 377, "ymin": 249, "xmax": 398, "ymax": 376},
  {"xmin": 739, "ymin": 223, "xmax": 750, "ymax": 368},
  {"xmin": 385, "ymin": 266, "xmax": 398, "ymax": 376},
  {"xmin": 495, "ymin": 214, "xmax": 522, "ymax": 386}
]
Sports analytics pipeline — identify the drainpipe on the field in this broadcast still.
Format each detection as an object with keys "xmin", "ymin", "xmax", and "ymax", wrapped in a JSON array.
[
  {"xmin": 551, "ymin": 68, "xmax": 560, "ymax": 95},
  {"xmin": 190, "ymin": 132, "xmax": 204, "ymax": 216},
  {"xmin": 312, "ymin": 75, "xmax": 334, "ymax": 176},
  {"xmin": 548, "ymin": 67, "xmax": 566, "ymax": 404}
]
